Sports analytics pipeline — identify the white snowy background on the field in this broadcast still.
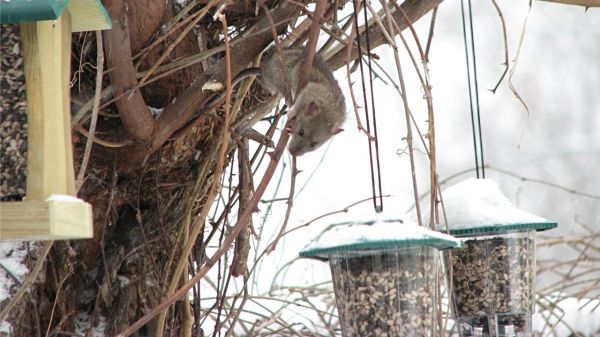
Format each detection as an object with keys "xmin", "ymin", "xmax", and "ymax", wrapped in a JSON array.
[{"xmin": 243, "ymin": 0, "xmax": 600, "ymax": 335}]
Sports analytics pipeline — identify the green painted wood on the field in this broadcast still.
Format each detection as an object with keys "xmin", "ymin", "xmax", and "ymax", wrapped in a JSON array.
[
  {"xmin": 0, "ymin": 0, "xmax": 69, "ymax": 24},
  {"xmin": 0, "ymin": 0, "xmax": 111, "ymax": 32}
]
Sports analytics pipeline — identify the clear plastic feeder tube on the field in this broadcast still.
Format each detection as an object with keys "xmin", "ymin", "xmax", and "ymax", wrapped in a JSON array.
[
  {"xmin": 329, "ymin": 246, "xmax": 438, "ymax": 337},
  {"xmin": 446, "ymin": 230, "xmax": 536, "ymax": 337}
]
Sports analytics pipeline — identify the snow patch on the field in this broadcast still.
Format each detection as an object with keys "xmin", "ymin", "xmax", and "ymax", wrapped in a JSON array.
[
  {"xmin": 304, "ymin": 218, "xmax": 460, "ymax": 252},
  {"xmin": 534, "ymin": 294, "xmax": 600, "ymax": 337},
  {"xmin": 0, "ymin": 320, "xmax": 12, "ymax": 335},
  {"xmin": 75, "ymin": 313, "xmax": 107, "ymax": 337},
  {"xmin": 0, "ymin": 242, "xmax": 30, "ymax": 301},
  {"xmin": 0, "ymin": 242, "xmax": 31, "ymax": 336},
  {"xmin": 148, "ymin": 106, "xmax": 164, "ymax": 118},
  {"xmin": 46, "ymin": 194, "xmax": 84, "ymax": 203},
  {"xmin": 440, "ymin": 178, "xmax": 549, "ymax": 229}
]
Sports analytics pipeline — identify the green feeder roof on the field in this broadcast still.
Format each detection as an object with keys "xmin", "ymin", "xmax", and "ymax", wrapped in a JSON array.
[
  {"xmin": 1, "ymin": 0, "xmax": 112, "ymax": 32},
  {"xmin": 0, "ymin": 0, "xmax": 69, "ymax": 23},
  {"xmin": 437, "ymin": 178, "xmax": 558, "ymax": 238},
  {"xmin": 300, "ymin": 218, "xmax": 462, "ymax": 260},
  {"xmin": 445, "ymin": 221, "xmax": 557, "ymax": 237}
]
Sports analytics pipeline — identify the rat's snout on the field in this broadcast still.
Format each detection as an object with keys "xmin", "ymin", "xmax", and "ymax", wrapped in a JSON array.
[{"xmin": 287, "ymin": 140, "xmax": 303, "ymax": 157}]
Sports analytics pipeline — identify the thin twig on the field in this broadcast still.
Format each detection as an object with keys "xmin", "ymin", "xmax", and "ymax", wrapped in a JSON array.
[
  {"xmin": 381, "ymin": 0, "xmax": 422, "ymax": 226},
  {"xmin": 488, "ymin": 166, "xmax": 600, "ymax": 199},
  {"xmin": 75, "ymin": 125, "xmax": 130, "ymax": 148},
  {"xmin": 297, "ymin": 0, "xmax": 328, "ymax": 95},
  {"xmin": 138, "ymin": 1, "xmax": 217, "ymax": 85},
  {"xmin": 424, "ymin": 7, "xmax": 438, "ymax": 61},
  {"xmin": 115, "ymin": 121, "xmax": 291, "ymax": 337},
  {"xmin": 508, "ymin": 1, "xmax": 532, "ymax": 115},
  {"xmin": 44, "ymin": 265, "xmax": 73, "ymax": 337},
  {"xmin": 345, "ymin": 18, "xmax": 375, "ymax": 139},
  {"xmin": 231, "ymin": 138, "xmax": 254, "ymax": 277},
  {"xmin": 265, "ymin": 156, "xmax": 297, "ymax": 254},
  {"xmin": 76, "ymin": 31, "xmax": 104, "ymax": 191},
  {"xmin": 388, "ymin": 0, "xmax": 438, "ymax": 227},
  {"xmin": 489, "ymin": 0, "xmax": 509, "ymax": 94}
]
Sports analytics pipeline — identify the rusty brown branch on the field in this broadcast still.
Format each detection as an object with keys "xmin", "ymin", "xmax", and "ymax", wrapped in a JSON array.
[
  {"xmin": 231, "ymin": 139, "xmax": 253, "ymax": 277},
  {"xmin": 107, "ymin": 0, "xmax": 305, "ymax": 172},
  {"xmin": 327, "ymin": 0, "xmax": 443, "ymax": 70},
  {"xmin": 297, "ymin": 0, "xmax": 328, "ymax": 95},
  {"xmin": 537, "ymin": 0, "xmax": 600, "ymax": 7},
  {"xmin": 103, "ymin": 0, "xmax": 156, "ymax": 142}
]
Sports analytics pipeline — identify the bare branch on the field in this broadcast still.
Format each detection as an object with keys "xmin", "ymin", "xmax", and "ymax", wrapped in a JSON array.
[{"xmin": 103, "ymin": 0, "xmax": 156, "ymax": 142}]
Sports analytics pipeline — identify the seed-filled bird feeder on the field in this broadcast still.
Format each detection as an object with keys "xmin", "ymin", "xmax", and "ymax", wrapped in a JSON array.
[
  {"xmin": 300, "ymin": 218, "xmax": 462, "ymax": 337},
  {"xmin": 440, "ymin": 179, "xmax": 558, "ymax": 337},
  {"xmin": 0, "ymin": 0, "xmax": 111, "ymax": 240}
]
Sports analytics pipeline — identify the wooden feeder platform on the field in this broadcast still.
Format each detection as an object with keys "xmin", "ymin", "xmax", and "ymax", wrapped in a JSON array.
[{"xmin": 0, "ymin": 0, "xmax": 111, "ymax": 241}]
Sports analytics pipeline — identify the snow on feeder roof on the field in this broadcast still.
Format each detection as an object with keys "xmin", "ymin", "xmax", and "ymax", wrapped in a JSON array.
[
  {"xmin": 300, "ymin": 218, "xmax": 462, "ymax": 260},
  {"xmin": 440, "ymin": 178, "xmax": 557, "ymax": 237},
  {"xmin": 300, "ymin": 216, "xmax": 461, "ymax": 337},
  {"xmin": 441, "ymin": 178, "xmax": 558, "ymax": 337}
]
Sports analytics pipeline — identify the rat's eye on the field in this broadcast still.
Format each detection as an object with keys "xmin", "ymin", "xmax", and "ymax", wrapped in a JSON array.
[
  {"xmin": 310, "ymin": 141, "xmax": 318, "ymax": 148},
  {"xmin": 298, "ymin": 128, "xmax": 305, "ymax": 137}
]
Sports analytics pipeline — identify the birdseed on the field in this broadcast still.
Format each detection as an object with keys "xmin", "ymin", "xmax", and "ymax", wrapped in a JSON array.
[
  {"xmin": 1, "ymin": 24, "xmax": 28, "ymax": 199},
  {"xmin": 447, "ymin": 233, "xmax": 535, "ymax": 336},
  {"xmin": 330, "ymin": 250, "xmax": 437, "ymax": 337}
]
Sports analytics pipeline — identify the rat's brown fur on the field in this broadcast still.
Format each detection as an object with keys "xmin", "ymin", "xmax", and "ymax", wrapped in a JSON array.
[
  {"xmin": 205, "ymin": 48, "xmax": 346, "ymax": 156},
  {"xmin": 262, "ymin": 48, "xmax": 346, "ymax": 156}
]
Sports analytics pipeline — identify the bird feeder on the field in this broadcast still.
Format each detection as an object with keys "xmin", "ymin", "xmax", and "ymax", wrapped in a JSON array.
[
  {"xmin": 300, "ymin": 218, "xmax": 462, "ymax": 337},
  {"xmin": 439, "ymin": 179, "xmax": 558, "ymax": 337},
  {"xmin": 0, "ymin": 0, "xmax": 111, "ymax": 240}
]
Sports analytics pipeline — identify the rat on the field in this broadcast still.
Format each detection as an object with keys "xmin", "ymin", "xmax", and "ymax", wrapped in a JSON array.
[{"xmin": 205, "ymin": 48, "xmax": 346, "ymax": 156}]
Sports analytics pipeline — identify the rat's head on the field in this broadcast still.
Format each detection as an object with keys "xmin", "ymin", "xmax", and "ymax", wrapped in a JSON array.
[{"xmin": 287, "ymin": 102, "xmax": 344, "ymax": 156}]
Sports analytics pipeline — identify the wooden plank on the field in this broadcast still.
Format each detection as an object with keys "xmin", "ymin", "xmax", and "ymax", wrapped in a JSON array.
[
  {"xmin": 0, "ymin": 200, "xmax": 93, "ymax": 241},
  {"xmin": 62, "ymin": 11, "xmax": 77, "ymax": 196},
  {"xmin": 21, "ymin": 11, "xmax": 74, "ymax": 200},
  {"xmin": 67, "ymin": 0, "xmax": 112, "ymax": 32}
]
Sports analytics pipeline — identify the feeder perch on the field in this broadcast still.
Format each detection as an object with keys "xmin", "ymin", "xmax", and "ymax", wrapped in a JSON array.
[
  {"xmin": 0, "ymin": 0, "xmax": 112, "ymax": 241},
  {"xmin": 300, "ymin": 218, "xmax": 462, "ymax": 337},
  {"xmin": 439, "ymin": 178, "xmax": 558, "ymax": 337}
]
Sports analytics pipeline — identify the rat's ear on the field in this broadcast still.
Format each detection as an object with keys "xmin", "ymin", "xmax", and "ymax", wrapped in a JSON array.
[
  {"xmin": 306, "ymin": 102, "xmax": 318, "ymax": 117},
  {"xmin": 331, "ymin": 127, "xmax": 344, "ymax": 135}
]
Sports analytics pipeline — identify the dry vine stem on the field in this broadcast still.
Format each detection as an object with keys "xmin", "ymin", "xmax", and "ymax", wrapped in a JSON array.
[
  {"xmin": 137, "ymin": 3, "xmax": 216, "ymax": 85},
  {"xmin": 76, "ymin": 31, "xmax": 104, "ymax": 189},
  {"xmin": 267, "ymin": 0, "xmax": 327, "ymax": 254},
  {"xmin": 115, "ymin": 122, "xmax": 291, "ymax": 337},
  {"xmin": 154, "ymin": 12, "xmax": 234, "ymax": 337},
  {"xmin": 117, "ymin": 0, "xmax": 327, "ymax": 331}
]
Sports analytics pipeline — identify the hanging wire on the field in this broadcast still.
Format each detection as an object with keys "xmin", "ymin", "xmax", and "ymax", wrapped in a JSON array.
[
  {"xmin": 468, "ymin": 0, "xmax": 486, "ymax": 178},
  {"xmin": 460, "ymin": 0, "xmax": 486, "ymax": 178},
  {"xmin": 362, "ymin": 0, "xmax": 384, "ymax": 212},
  {"xmin": 351, "ymin": 0, "xmax": 384, "ymax": 212}
]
